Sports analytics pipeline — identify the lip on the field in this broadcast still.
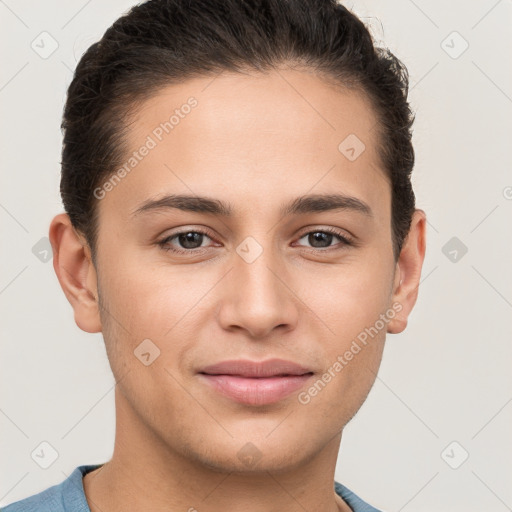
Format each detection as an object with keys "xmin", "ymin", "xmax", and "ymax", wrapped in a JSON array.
[
  {"xmin": 198, "ymin": 358, "xmax": 314, "ymax": 406},
  {"xmin": 199, "ymin": 358, "xmax": 313, "ymax": 378}
]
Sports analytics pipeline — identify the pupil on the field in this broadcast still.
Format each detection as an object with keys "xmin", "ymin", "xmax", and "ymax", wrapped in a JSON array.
[
  {"xmin": 179, "ymin": 232, "xmax": 202, "ymax": 249},
  {"xmin": 309, "ymin": 232, "xmax": 332, "ymax": 248}
]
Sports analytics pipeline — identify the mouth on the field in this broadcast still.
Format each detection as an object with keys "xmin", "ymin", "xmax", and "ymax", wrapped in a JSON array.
[
  {"xmin": 199, "ymin": 358, "xmax": 313, "ymax": 378},
  {"xmin": 197, "ymin": 358, "xmax": 314, "ymax": 405},
  {"xmin": 198, "ymin": 373, "xmax": 314, "ymax": 406}
]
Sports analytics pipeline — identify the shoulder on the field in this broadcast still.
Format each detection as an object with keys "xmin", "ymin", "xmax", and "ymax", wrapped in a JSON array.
[
  {"xmin": 334, "ymin": 480, "xmax": 384, "ymax": 512},
  {"xmin": 1, "ymin": 465, "xmax": 103, "ymax": 512}
]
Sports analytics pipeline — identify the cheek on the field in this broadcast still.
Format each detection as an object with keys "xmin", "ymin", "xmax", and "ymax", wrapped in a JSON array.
[
  {"xmin": 99, "ymin": 255, "xmax": 201, "ymax": 336},
  {"xmin": 299, "ymin": 330, "xmax": 386, "ymax": 430},
  {"xmin": 297, "ymin": 259, "xmax": 393, "ymax": 345},
  {"xmin": 293, "ymin": 260, "xmax": 391, "ymax": 416},
  {"xmin": 96, "ymin": 254, "xmax": 216, "ymax": 383}
]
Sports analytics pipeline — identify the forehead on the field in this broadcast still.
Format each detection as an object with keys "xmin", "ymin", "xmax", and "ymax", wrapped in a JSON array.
[{"xmin": 99, "ymin": 68, "xmax": 389, "ymax": 223}]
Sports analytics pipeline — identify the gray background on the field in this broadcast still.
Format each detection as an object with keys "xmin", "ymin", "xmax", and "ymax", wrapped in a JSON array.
[{"xmin": 1, "ymin": 1, "xmax": 511, "ymax": 510}]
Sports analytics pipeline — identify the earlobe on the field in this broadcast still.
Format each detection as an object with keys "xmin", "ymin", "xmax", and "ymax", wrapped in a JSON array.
[
  {"xmin": 386, "ymin": 209, "xmax": 427, "ymax": 335},
  {"xmin": 49, "ymin": 213, "xmax": 102, "ymax": 333}
]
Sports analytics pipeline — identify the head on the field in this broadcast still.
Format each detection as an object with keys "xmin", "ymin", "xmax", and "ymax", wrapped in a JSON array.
[{"xmin": 51, "ymin": 0, "xmax": 426, "ymax": 474}]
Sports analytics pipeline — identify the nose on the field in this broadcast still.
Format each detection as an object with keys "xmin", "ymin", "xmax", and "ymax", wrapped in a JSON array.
[{"xmin": 215, "ymin": 246, "xmax": 299, "ymax": 339}]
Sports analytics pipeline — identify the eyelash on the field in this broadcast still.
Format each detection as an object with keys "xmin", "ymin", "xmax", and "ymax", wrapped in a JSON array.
[{"xmin": 157, "ymin": 227, "xmax": 354, "ymax": 255}]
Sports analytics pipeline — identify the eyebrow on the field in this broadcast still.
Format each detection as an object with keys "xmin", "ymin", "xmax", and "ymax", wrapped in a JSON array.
[{"xmin": 131, "ymin": 193, "xmax": 373, "ymax": 218}]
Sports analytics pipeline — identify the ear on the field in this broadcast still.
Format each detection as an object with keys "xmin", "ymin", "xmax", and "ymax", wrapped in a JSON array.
[
  {"xmin": 387, "ymin": 209, "xmax": 427, "ymax": 334},
  {"xmin": 49, "ymin": 213, "xmax": 102, "ymax": 333}
]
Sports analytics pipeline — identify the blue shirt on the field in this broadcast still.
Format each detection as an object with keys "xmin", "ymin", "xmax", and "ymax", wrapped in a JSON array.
[{"xmin": 1, "ymin": 464, "xmax": 383, "ymax": 512}]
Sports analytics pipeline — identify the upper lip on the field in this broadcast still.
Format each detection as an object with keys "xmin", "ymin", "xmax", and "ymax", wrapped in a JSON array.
[{"xmin": 199, "ymin": 358, "xmax": 313, "ymax": 378}]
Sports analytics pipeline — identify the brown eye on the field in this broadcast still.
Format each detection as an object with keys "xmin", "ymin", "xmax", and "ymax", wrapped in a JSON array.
[
  {"xmin": 296, "ymin": 228, "xmax": 353, "ymax": 250},
  {"xmin": 158, "ymin": 229, "xmax": 215, "ymax": 254},
  {"xmin": 176, "ymin": 232, "xmax": 206, "ymax": 249}
]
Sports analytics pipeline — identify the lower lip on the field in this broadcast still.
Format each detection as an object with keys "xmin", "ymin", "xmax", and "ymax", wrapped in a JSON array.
[{"xmin": 199, "ymin": 373, "xmax": 314, "ymax": 406}]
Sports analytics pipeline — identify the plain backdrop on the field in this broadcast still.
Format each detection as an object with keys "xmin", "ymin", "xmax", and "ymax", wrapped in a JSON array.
[{"xmin": 1, "ymin": 1, "xmax": 511, "ymax": 511}]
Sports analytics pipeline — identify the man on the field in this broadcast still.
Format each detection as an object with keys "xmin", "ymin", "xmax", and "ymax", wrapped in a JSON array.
[{"xmin": 2, "ymin": 0, "xmax": 426, "ymax": 510}]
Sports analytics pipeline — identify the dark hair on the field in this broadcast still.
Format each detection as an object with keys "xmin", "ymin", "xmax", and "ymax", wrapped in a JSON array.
[{"xmin": 61, "ymin": 0, "xmax": 416, "ymax": 262}]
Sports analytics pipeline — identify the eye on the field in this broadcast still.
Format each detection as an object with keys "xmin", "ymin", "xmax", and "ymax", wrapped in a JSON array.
[
  {"xmin": 157, "ymin": 226, "xmax": 355, "ymax": 255},
  {"xmin": 295, "ymin": 227, "xmax": 354, "ymax": 250},
  {"xmin": 157, "ymin": 229, "xmax": 216, "ymax": 254}
]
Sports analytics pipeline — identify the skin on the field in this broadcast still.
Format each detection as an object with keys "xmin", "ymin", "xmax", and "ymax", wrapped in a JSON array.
[{"xmin": 50, "ymin": 67, "xmax": 426, "ymax": 512}]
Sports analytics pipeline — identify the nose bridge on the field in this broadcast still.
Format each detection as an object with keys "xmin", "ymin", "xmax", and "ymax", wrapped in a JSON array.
[
  {"xmin": 237, "ymin": 246, "xmax": 281, "ymax": 306},
  {"xmin": 217, "ymin": 236, "xmax": 298, "ymax": 337}
]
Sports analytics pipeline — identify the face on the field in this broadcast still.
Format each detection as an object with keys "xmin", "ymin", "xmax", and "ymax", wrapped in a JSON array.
[{"xmin": 85, "ymin": 68, "xmax": 402, "ymax": 472}]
